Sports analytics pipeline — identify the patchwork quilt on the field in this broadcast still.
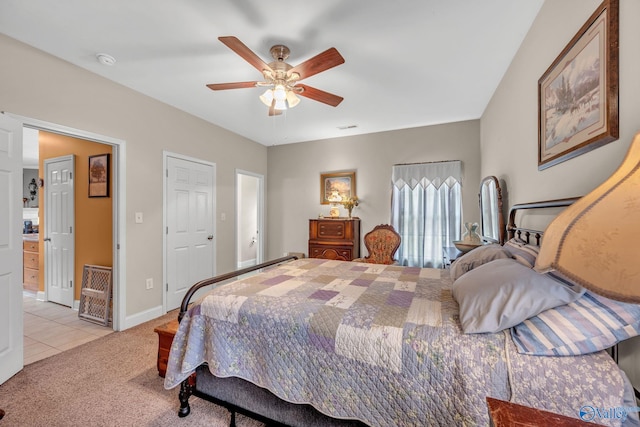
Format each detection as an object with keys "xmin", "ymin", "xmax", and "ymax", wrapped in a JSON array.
[{"xmin": 164, "ymin": 258, "xmax": 625, "ymax": 426}]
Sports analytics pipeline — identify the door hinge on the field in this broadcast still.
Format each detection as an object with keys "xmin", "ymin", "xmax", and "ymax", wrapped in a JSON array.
[
  {"xmin": 70, "ymin": 280, "xmax": 73, "ymax": 288},
  {"xmin": 70, "ymin": 226, "xmax": 73, "ymax": 233},
  {"xmin": 117, "ymin": 243, "xmax": 120, "ymax": 250},
  {"xmin": 166, "ymin": 283, "xmax": 169, "ymax": 291},
  {"xmin": 166, "ymin": 169, "xmax": 168, "ymax": 178},
  {"xmin": 166, "ymin": 226, "xmax": 168, "ymax": 234}
]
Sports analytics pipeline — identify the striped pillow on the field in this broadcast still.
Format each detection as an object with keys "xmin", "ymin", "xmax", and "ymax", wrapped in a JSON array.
[
  {"xmin": 503, "ymin": 238, "xmax": 540, "ymax": 268},
  {"xmin": 511, "ymin": 292, "xmax": 640, "ymax": 356}
]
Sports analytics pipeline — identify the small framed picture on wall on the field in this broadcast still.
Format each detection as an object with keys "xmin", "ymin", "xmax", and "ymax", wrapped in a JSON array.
[{"xmin": 88, "ymin": 153, "xmax": 110, "ymax": 198}]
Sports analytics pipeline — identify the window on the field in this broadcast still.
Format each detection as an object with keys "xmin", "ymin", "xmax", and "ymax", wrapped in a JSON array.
[{"xmin": 391, "ymin": 161, "xmax": 462, "ymax": 268}]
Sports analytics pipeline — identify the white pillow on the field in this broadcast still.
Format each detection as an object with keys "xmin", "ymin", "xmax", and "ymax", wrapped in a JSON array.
[{"xmin": 453, "ymin": 258, "xmax": 584, "ymax": 334}]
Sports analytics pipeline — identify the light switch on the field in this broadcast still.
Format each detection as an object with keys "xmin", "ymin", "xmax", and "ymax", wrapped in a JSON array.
[
  {"xmin": 135, "ymin": 212, "xmax": 143, "ymax": 223},
  {"xmin": 220, "ymin": 212, "xmax": 226, "ymax": 221}
]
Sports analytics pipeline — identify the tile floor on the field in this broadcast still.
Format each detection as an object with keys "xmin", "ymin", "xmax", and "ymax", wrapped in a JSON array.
[{"xmin": 23, "ymin": 291, "xmax": 113, "ymax": 365}]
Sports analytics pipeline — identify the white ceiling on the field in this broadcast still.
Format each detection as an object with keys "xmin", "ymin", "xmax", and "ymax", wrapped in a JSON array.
[{"xmin": 1, "ymin": 0, "xmax": 543, "ymax": 147}]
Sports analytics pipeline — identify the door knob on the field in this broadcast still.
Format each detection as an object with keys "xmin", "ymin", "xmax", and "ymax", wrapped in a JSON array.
[
  {"xmin": 207, "ymin": 235, "xmax": 214, "ymax": 240},
  {"xmin": 44, "ymin": 237, "xmax": 51, "ymax": 242}
]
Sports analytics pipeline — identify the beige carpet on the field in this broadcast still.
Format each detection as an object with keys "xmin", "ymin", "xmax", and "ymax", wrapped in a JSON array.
[{"xmin": 0, "ymin": 311, "xmax": 264, "ymax": 427}]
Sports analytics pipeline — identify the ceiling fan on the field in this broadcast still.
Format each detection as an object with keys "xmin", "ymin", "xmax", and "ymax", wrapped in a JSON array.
[{"xmin": 207, "ymin": 36, "xmax": 345, "ymax": 116}]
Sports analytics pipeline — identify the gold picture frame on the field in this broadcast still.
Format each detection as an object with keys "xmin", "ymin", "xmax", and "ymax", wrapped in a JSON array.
[
  {"xmin": 538, "ymin": 0, "xmax": 618, "ymax": 170},
  {"xmin": 320, "ymin": 171, "xmax": 356, "ymax": 205}
]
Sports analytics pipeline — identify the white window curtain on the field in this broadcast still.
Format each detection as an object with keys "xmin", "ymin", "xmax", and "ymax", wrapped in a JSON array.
[{"xmin": 391, "ymin": 161, "xmax": 462, "ymax": 268}]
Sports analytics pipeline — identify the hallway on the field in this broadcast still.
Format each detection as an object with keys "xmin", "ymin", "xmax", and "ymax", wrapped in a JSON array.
[{"xmin": 23, "ymin": 292, "xmax": 112, "ymax": 365}]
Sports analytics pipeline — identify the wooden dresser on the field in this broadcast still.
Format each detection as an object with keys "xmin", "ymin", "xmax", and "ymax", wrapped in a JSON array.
[
  {"xmin": 308, "ymin": 218, "xmax": 360, "ymax": 261},
  {"xmin": 23, "ymin": 238, "xmax": 39, "ymax": 293}
]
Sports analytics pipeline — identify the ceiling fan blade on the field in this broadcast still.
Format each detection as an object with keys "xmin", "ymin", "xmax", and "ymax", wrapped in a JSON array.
[
  {"xmin": 296, "ymin": 84, "xmax": 343, "ymax": 107},
  {"xmin": 289, "ymin": 48, "xmax": 345, "ymax": 80},
  {"xmin": 218, "ymin": 36, "xmax": 271, "ymax": 73},
  {"xmin": 206, "ymin": 81, "xmax": 259, "ymax": 90},
  {"xmin": 268, "ymin": 99, "xmax": 283, "ymax": 116}
]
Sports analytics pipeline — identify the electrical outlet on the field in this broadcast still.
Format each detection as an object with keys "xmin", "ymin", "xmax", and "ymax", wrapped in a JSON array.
[
  {"xmin": 220, "ymin": 212, "xmax": 226, "ymax": 221},
  {"xmin": 146, "ymin": 278, "xmax": 153, "ymax": 289}
]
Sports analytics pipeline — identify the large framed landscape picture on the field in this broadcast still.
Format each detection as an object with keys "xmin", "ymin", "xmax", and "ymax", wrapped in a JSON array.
[{"xmin": 538, "ymin": 0, "xmax": 618, "ymax": 170}]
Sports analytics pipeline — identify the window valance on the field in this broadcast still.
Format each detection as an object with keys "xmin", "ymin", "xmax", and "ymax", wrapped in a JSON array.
[{"xmin": 392, "ymin": 160, "xmax": 462, "ymax": 189}]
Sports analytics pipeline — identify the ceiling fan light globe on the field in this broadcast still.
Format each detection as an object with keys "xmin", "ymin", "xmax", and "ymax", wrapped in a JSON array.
[
  {"xmin": 286, "ymin": 91, "xmax": 300, "ymax": 108},
  {"xmin": 259, "ymin": 89, "xmax": 274, "ymax": 107},
  {"xmin": 274, "ymin": 99, "xmax": 287, "ymax": 110},
  {"xmin": 273, "ymin": 84, "xmax": 287, "ymax": 101}
]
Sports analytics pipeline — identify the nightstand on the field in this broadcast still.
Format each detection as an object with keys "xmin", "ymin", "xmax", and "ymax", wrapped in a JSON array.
[{"xmin": 442, "ymin": 246, "xmax": 462, "ymax": 268}]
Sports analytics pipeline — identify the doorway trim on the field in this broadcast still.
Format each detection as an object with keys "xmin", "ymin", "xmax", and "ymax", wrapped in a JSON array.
[
  {"xmin": 235, "ymin": 169, "xmax": 265, "ymax": 269},
  {"xmin": 6, "ymin": 113, "xmax": 126, "ymax": 331}
]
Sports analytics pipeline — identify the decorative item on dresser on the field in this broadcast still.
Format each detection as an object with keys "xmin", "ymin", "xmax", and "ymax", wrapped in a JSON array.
[{"xmin": 308, "ymin": 217, "xmax": 360, "ymax": 261}]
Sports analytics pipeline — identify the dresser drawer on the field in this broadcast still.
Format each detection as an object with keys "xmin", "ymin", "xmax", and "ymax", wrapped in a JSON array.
[
  {"xmin": 309, "ymin": 246, "xmax": 352, "ymax": 261},
  {"xmin": 23, "ymin": 240, "xmax": 39, "ymax": 252},
  {"xmin": 23, "ymin": 252, "xmax": 39, "ymax": 269},
  {"xmin": 23, "ymin": 268, "xmax": 38, "ymax": 285},
  {"xmin": 317, "ymin": 221, "xmax": 345, "ymax": 239}
]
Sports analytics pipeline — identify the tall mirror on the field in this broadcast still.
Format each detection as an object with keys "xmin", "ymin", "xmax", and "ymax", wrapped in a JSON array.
[{"xmin": 479, "ymin": 176, "xmax": 505, "ymax": 244}]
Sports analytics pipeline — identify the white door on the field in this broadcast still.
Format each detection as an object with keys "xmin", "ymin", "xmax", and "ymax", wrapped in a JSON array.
[
  {"xmin": 44, "ymin": 155, "xmax": 75, "ymax": 307},
  {"xmin": 0, "ymin": 114, "xmax": 23, "ymax": 384},
  {"xmin": 236, "ymin": 171, "xmax": 264, "ymax": 269},
  {"xmin": 166, "ymin": 155, "xmax": 215, "ymax": 311}
]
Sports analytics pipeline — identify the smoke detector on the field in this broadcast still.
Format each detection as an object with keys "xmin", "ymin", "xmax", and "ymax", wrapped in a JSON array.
[{"xmin": 96, "ymin": 53, "xmax": 116, "ymax": 66}]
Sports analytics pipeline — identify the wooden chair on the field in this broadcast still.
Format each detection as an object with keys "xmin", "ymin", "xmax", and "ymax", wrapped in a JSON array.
[{"xmin": 353, "ymin": 224, "xmax": 401, "ymax": 265}]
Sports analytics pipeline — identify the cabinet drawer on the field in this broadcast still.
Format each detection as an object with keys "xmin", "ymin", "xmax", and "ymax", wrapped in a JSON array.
[
  {"xmin": 23, "ymin": 240, "xmax": 39, "ymax": 252},
  {"xmin": 309, "ymin": 246, "xmax": 352, "ymax": 261},
  {"xmin": 23, "ymin": 267, "xmax": 38, "ymax": 285},
  {"xmin": 23, "ymin": 252, "xmax": 39, "ymax": 269},
  {"xmin": 318, "ymin": 221, "xmax": 345, "ymax": 239}
]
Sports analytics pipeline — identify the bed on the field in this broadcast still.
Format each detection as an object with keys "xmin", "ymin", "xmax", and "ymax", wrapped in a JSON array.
[{"xmin": 164, "ymin": 199, "xmax": 640, "ymax": 426}]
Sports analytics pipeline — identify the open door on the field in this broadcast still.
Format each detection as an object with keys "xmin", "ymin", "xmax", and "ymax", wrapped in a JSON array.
[
  {"xmin": 0, "ymin": 113, "xmax": 24, "ymax": 384},
  {"xmin": 43, "ymin": 155, "xmax": 75, "ymax": 307},
  {"xmin": 236, "ymin": 170, "xmax": 264, "ymax": 269}
]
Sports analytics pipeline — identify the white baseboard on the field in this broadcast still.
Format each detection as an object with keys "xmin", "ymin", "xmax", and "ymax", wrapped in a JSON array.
[
  {"xmin": 36, "ymin": 291, "xmax": 46, "ymax": 301},
  {"xmin": 121, "ymin": 305, "xmax": 164, "ymax": 330},
  {"xmin": 238, "ymin": 258, "xmax": 257, "ymax": 269}
]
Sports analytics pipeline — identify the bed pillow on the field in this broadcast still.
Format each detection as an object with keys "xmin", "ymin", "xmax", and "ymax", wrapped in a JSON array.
[
  {"xmin": 453, "ymin": 258, "xmax": 584, "ymax": 334},
  {"xmin": 503, "ymin": 238, "xmax": 540, "ymax": 268},
  {"xmin": 449, "ymin": 244, "xmax": 512, "ymax": 280},
  {"xmin": 511, "ymin": 291, "xmax": 640, "ymax": 356}
]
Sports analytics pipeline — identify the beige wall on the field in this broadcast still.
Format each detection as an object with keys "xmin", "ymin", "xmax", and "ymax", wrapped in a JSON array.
[
  {"xmin": 481, "ymin": 0, "xmax": 640, "ymax": 392},
  {"xmin": 38, "ymin": 131, "xmax": 113, "ymax": 302},
  {"xmin": 266, "ymin": 120, "xmax": 481, "ymax": 259},
  {"xmin": 0, "ymin": 34, "xmax": 267, "ymax": 324},
  {"xmin": 481, "ymin": 0, "xmax": 640, "ymax": 204}
]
